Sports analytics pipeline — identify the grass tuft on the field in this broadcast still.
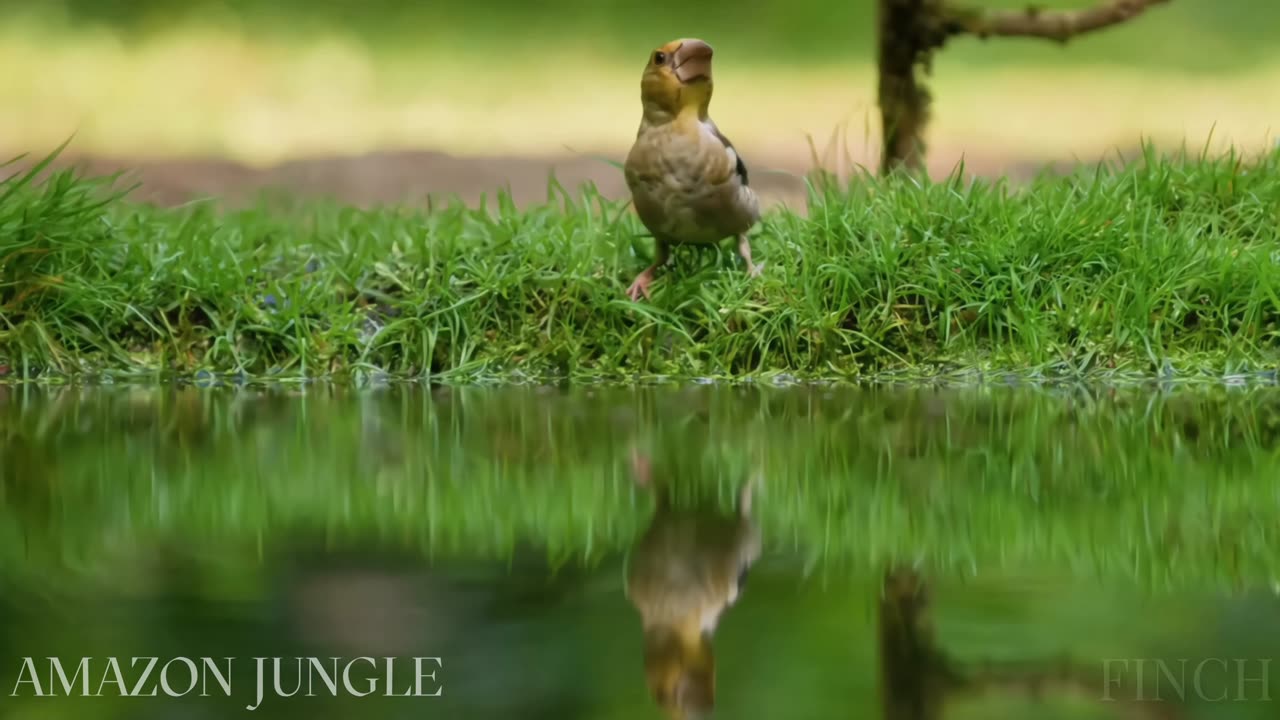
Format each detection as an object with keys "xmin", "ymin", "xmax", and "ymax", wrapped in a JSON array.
[{"xmin": 3, "ymin": 142, "xmax": 1280, "ymax": 382}]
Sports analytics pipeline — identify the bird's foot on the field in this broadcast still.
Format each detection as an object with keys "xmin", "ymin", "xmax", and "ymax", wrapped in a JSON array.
[
  {"xmin": 626, "ymin": 268, "xmax": 656, "ymax": 301},
  {"xmin": 746, "ymin": 261, "xmax": 765, "ymax": 278}
]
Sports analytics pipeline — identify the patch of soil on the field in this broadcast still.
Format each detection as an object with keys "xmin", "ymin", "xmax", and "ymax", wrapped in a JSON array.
[{"xmin": 20, "ymin": 145, "xmax": 1071, "ymax": 211}]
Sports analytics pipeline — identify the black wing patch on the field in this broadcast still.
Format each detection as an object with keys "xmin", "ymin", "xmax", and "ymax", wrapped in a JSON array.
[
  {"xmin": 711, "ymin": 123, "xmax": 749, "ymax": 186},
  {"xmin": 733, "ymin": 149, "xmax": 749, "ymax": 186}
]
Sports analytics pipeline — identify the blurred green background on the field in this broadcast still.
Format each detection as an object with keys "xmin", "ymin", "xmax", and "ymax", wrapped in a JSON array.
[
  {"xmin": 3, "ymin": 0, "xmax": 1278, "ymax": 202},
  {"xmin": 7, "ymin": 0, "xmax": 1276, "ymax": 71}
]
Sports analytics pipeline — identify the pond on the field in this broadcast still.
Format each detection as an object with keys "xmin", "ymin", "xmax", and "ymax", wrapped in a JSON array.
[{"xmin": 1, "ymin": 383, "xmax": 1277, "ymax": 719}]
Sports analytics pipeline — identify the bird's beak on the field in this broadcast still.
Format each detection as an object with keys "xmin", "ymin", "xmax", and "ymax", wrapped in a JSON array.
[{"xmin": 672, "ymin": 40, "xmax": 713, "ymax": 84}]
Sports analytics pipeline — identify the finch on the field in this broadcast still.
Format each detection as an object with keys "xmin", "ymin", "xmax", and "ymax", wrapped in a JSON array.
[{"xmin": 623, "ymin": 38, "xmax": 762, "ymax": 301}]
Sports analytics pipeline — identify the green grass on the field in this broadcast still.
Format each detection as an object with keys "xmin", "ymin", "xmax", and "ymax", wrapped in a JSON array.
[{"xmin": 3, "ymin": 142, "xmax": 1280, "ymax": 382}]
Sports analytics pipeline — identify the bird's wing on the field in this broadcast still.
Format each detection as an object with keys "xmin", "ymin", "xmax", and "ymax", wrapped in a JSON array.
[{"xmin": 709, "ymin": 121, "xmax": 749, "ymax": 186}]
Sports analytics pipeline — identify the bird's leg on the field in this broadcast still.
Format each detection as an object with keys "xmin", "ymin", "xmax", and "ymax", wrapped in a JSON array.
[
  {"xmin": 738, "ymin": 482, "xmax": 753, "ymax": 516},
  {"xmin": 630, "ymin": 445, "xmax": 671, "ymax": 511},
  {"xmin": 627, "ymin": 237, "xmax": 670, "ymax": 301},
  {"xmin": 738, "ymin": 469, "xmax": 762, "ymax": 517},
  {"xmin": 630, "ymin": 446, "xmax": 653, "ymax": 489},
  {"xmin": 737, "ymin": 233, "xmax": 763, "ymax": 277}
]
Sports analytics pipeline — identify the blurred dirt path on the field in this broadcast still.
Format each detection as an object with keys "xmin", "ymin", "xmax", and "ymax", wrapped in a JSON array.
[{"xmin": 27, "ymin": 145, "xmax": 1071, "ymax": 212}]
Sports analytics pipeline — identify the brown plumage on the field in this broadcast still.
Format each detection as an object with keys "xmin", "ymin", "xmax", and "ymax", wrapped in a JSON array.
[
  {"xmin": 624, "ymin": 38, "xmax": 763, "ymax": 301},
  {"xmin": 624, "ymin": 449, "xmax": 762, "ymax": 719}
]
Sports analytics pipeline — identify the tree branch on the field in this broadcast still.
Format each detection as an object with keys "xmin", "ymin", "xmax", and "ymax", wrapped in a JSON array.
[
  {"xmin": 953, "ymin": 657, "xmax": 1186, "ymax": 720},
  {"xmin": 944, "ymin": 0, "xmax": 1172, "ymax": 43}
]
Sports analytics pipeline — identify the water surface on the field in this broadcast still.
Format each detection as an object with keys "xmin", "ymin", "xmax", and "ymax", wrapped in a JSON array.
[{"xmin": 1, "ymin": 383, "xmax": 1277, "ymax": 719}]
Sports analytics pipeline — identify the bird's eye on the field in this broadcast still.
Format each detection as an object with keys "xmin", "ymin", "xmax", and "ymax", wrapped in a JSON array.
[{"xmin": 653, "ymin": 51, "xmax": 667, "ymax": 65}]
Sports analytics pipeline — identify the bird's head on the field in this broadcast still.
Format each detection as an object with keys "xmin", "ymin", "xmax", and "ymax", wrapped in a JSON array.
[
  {"xmin": 642, "ymin": 624, "xmax": 716, "ymax": 719},
  {"xmin": 639, "ymin": 38, "xmax": 715, "ymax": 124}
]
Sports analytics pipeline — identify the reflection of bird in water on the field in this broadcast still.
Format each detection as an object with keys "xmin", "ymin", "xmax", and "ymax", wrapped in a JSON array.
[{"xmin": 623, "ymin": 449, "xmax": 762, "ymax": 719}]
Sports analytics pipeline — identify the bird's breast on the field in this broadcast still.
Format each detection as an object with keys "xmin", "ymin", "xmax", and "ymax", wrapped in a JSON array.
[{"xmin": 625, "ymin": 123, "xmax": 759, "ymax": 245}]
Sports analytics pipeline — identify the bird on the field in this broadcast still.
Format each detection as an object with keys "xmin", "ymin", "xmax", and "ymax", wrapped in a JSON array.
[
  {"xmin": 623, "ymin": 38, "xmax": 762, "ymax": 301},
  {"xmin": 623, "ymin": 447, "xmax": 762, "ymax": 719}
]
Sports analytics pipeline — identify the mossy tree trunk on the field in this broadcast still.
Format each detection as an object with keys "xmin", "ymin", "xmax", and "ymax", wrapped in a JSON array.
[
  {"xmin": 874, "ymin": 566, "xmax": 1187, "ymax": 720},
  {"xmin": 875, "ymin": 0, "xmax": 1173, "ymax": 175},
  {"xmin": 876, "ymin": 0, "xmax": 945, "ymax": 175},
  {"xmin": 877, "ymin": 568, "xmax": 953, "ymax": 720}
]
